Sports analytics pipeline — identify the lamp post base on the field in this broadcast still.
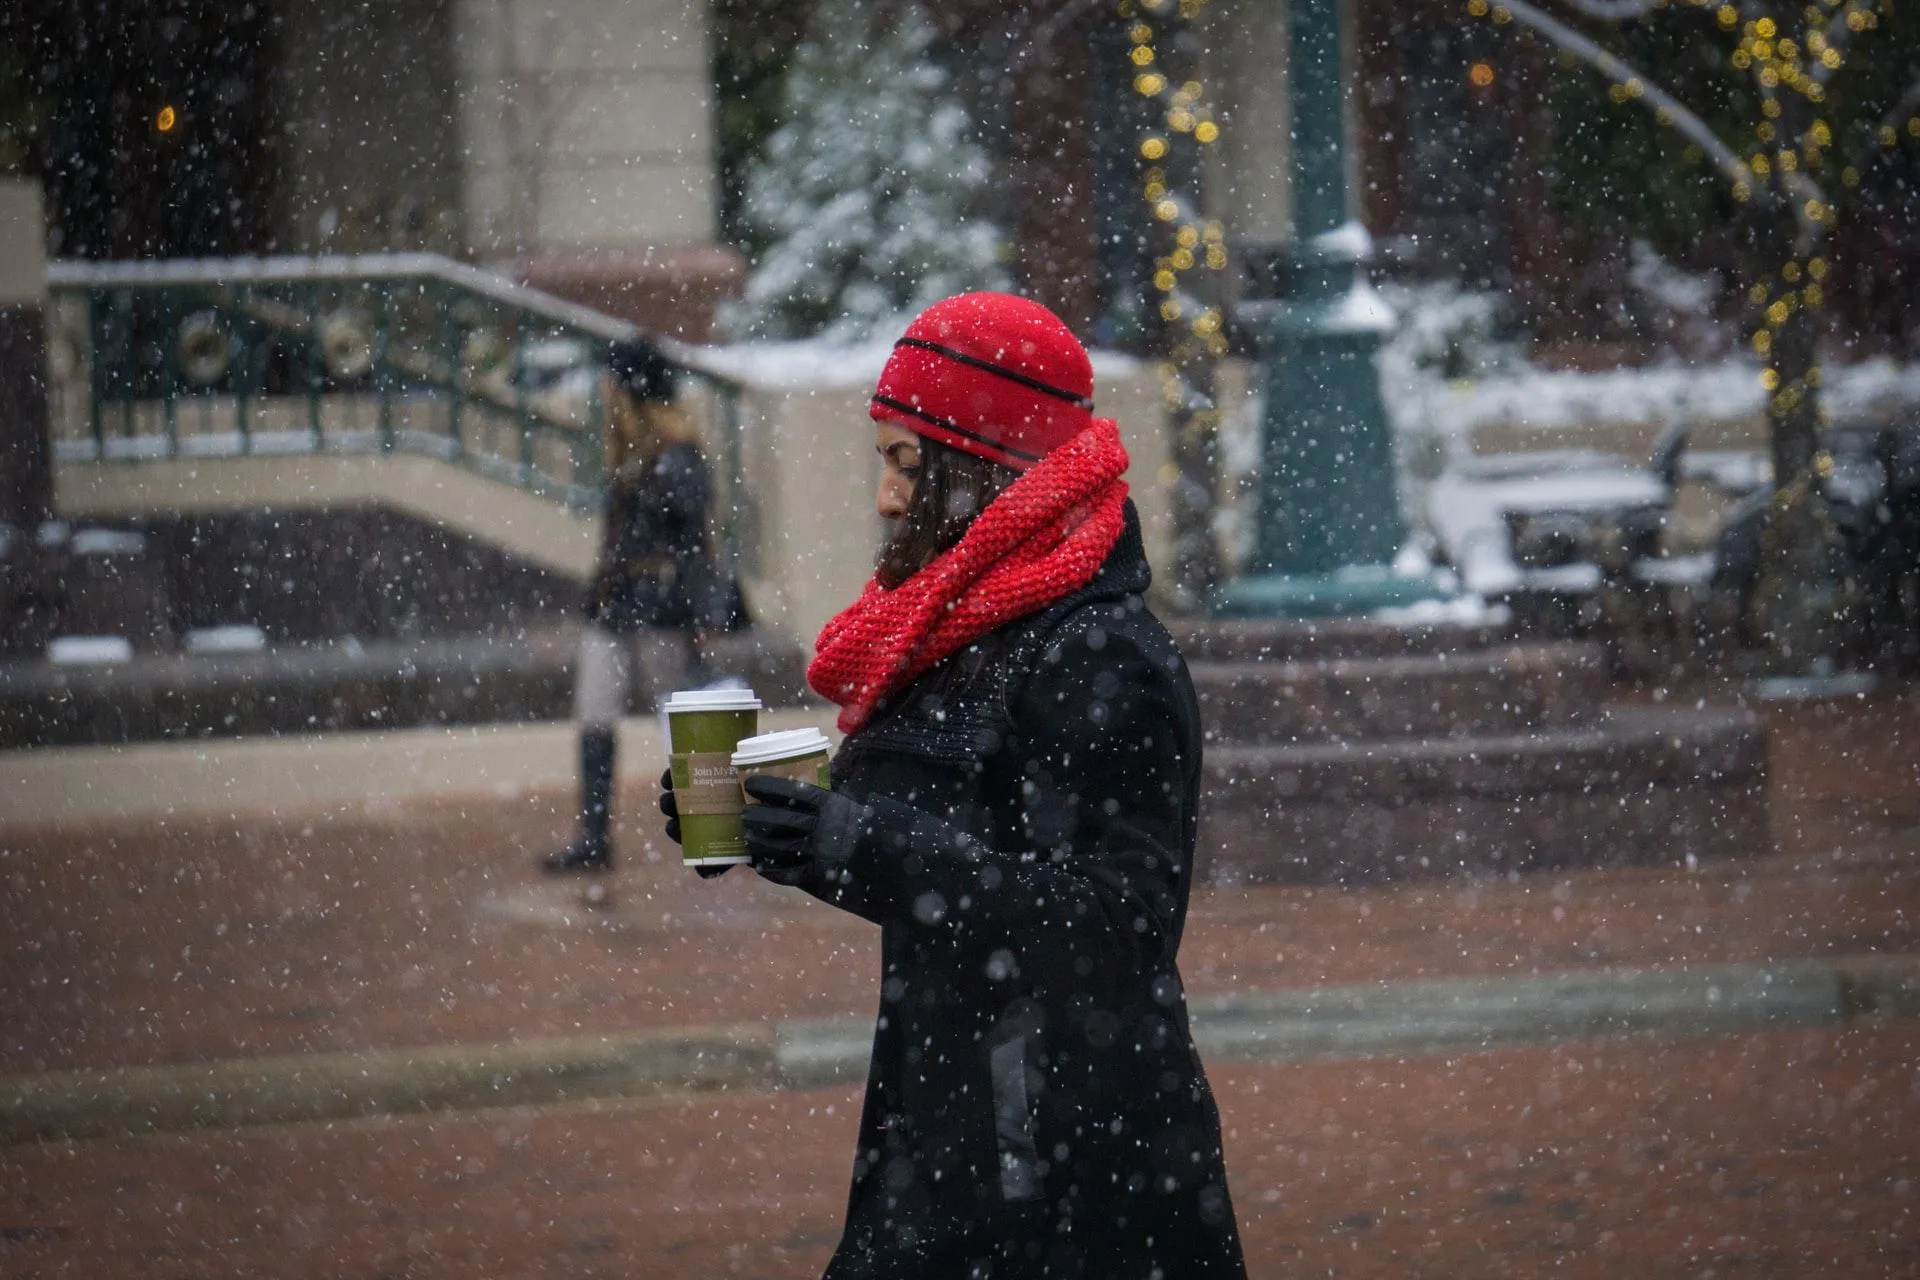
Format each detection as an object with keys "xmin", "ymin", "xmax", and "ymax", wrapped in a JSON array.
[{"xmin": 1209, "ymin": 565, "xmax": 1453, "ymax": 619}]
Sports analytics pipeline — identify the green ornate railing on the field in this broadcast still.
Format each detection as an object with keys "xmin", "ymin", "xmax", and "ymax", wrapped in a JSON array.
[{"xmin": 44, "ymin": 253, "xmax": 745, "ymax": 520}]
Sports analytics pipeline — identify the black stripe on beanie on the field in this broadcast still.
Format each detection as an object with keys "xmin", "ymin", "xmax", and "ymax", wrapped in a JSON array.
[
  {"xmin": 894, "ymin": 337, "xmax": 1095, "ymax": 409},
  {"xmin": 870, "ymin": 395, "xmax": 1045, "ymax": 464}
]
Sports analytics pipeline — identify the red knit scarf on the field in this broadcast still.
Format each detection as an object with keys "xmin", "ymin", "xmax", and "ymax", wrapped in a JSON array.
[{"xmin": 808, "ymin": 417, "xmax": 1131, "ymax": 734}]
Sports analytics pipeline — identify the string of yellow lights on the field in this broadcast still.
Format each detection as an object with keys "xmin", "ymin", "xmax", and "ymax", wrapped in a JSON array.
[
  {"xmin": 1465, "ymin": 0, "xmax": 1916, "ymax": 423},
  {"xmin": 1118, "ymin": 0, "xmax": 1230, "ymax": 363}
]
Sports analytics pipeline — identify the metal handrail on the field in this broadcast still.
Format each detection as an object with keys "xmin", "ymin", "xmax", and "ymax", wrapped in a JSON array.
[
  {"xmin": 44, "ymin": 254, "xmax": 747, "ymax": 545},
  {"xmin": 48, "ymin": 253, "xmax": 631, "ymax": 342}
]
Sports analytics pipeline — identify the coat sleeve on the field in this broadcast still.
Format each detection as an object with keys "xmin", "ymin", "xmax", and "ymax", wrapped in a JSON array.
[
  {"xmin": 797, "ymin": 618, "xmax": 1200, "ymax": 972},
  {"xmin": 654, "ymin": 442, "xmax": 712, "ymax": 530},
  {"xmin": 656, "ymin": 444, "xmax": 733, "ymax": 632},
  {"xmin": 586, "ymin": 468, "xmax": 633, "ymax": 618}
]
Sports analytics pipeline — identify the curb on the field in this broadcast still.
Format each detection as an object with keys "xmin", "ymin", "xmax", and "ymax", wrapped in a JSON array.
[
  {"xmin": 0, "ymin": 708, "xmax": 831, "ymax": 830},
  {"xmin": 2, "ymin": 1027, "xmax": 773, "ymax": 1148},
  {"xmin": 1187, "ymin": 961, "xmax": 1846, "ymax": 1062},
  {"xmin": 6, "ymin": 955, "xmax": 1918, "ymax": 1147}
]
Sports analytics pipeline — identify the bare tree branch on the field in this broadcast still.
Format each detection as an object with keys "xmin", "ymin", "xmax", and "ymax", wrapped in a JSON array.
[
  {"xmin": 1878, "ymin": 75, "xmax": 1920, "ymax": 129},
  {"xmin": 1554, "ymin": 0, "xmax": 1662, "ymax": 20},
  {"xmin": 1496, "ymin": 0, "xmax": 1756, "ymax": 192},
  {"xmin": 1776, "ymin": 167, "xmax": 1830, "ymax": 246},
  {"xmin": 1812, "ymin": 1, "xmax": 1864, "ymax": 88}
]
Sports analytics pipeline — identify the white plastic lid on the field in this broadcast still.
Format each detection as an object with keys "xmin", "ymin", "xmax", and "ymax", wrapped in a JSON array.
[
  {"xmin": 731, "ymin": 727, "xmax": 832, "ymax": 768},
  {"xmin": 662, "ymin": 688, "xmax": 763, "ymax": 713}
]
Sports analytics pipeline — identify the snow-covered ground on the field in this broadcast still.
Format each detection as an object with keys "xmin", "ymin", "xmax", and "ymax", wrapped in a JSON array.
[{"xmin": 1384, "ymin": 354, "xmax": 1920, "ymax": 451}]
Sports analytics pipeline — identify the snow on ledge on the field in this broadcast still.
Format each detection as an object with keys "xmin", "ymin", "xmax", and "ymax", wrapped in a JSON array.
[
  {"xmin": 692, "ymin": 337, "xmax": 1146, "ymax": 393},
  {"xmin": 49, "ymin": 636, "xmax": 135, "ymax": 665},
  {"xmin": 694, "ymin": 338, "xmax": 897, "ymax": 390},
  {"xmin": 1311, "ymin": 221, "xmax": 1374, "ymax": 260},
  {"xmin": 1324, "ymin": 280, "xmax": 1397, "ymax": 334}
]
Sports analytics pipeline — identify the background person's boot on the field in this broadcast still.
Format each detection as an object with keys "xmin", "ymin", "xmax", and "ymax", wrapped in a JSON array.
[{"xmin": 541, "ymin": 727, "xmax": 617, "ymax": 872}]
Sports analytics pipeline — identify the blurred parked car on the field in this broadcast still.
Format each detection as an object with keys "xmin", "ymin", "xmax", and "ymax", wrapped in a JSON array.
[
  {"xmin": 1424, "ymin": 449, "xmax": 1672, "ymax": 636},
  {"xmin": 1425, "ymin": 417, "xmax": 1920, "ymax": 672}
]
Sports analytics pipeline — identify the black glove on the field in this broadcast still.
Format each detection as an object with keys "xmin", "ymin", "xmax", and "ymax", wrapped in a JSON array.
[
  {"xmin": 741, "ymin": 774, "xmax": 872, "ymax": 886},
  {"xmin": 660, "ymin": 768, "xmax": 731, "ymax": 879}
]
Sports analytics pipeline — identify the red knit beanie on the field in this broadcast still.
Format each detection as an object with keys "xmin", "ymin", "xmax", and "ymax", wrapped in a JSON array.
[{"xmin": 869, "ymin": 292, "xmax": 1095, "ymax": 471}]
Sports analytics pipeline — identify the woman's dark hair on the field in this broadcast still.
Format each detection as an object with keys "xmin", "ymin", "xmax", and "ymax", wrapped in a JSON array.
[
  {"xmin": 875, "ymin": 435, "xmax": 1019, "ymax": 589},
  {"xmin": 607, "ymin": 337, "xmax": 678, "ymax": 404}
]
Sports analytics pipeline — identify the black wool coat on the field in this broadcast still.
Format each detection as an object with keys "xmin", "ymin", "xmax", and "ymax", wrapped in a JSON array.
[
  {"xmin": 588, "ymin": 440, "xmax": 722, "ymax": 634},
  {"xmin": 791, "ymin": 509, "xmax": 1247, "ymax": 1280}
]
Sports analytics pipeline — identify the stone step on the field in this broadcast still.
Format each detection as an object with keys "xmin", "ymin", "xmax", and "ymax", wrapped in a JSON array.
[
  {"xmin": 1191, "ymin": 642, "xmax": 1606, "ymax": 744},
  {"xmin": 50, "ymin": 527, "xmax": 177, "ymax": 654},
  {"xmin": 1196, "ymin": 704, "xmax": 1768, "ymax": 885},
  {"xmin": 0, "ymin": 627, "xmax": 814, "ymax": 747}
]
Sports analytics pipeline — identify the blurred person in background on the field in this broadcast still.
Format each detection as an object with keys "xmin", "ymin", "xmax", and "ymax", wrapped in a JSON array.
[
  {"xmin": 662, "ymin": 294, "xmax": 1247, "ymax": 1276},
  {"xmin": 544, "ymin": 337, "xmax": 727, "ymax": 874}
]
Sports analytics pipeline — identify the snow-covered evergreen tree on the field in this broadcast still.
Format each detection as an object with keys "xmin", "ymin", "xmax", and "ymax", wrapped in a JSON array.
[{"xmin": 727, "ymin": 0, "xmax": 1008, "ymax": 342}]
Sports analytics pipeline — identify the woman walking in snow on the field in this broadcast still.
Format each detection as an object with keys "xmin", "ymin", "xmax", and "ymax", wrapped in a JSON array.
[
  {"xmin": 663, "ymin": 293, "xmax": 1246, "ymax": 1277},
  {"xmin": 544, "ymin": 337, "xmax": 726, "ymax": 873}
]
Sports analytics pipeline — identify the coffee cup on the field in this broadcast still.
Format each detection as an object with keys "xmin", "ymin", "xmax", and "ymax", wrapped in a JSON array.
[
  {"xmin": 731, "ymin": 727, "xmax": 834, "ymax": 792},
  {"xmin": 664, "ymin": 688, "xmax": 763, "ymax": 866}
]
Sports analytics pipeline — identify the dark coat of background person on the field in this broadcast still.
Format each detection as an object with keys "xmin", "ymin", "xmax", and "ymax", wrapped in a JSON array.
[
  {"xmin": 788, "ymin": 506, "xmax": 1245, "ymax": 1278},
  {"xmin": 589, "ymin": 437, "xmax": 737, "ymax": 636},
  {"xmin": 544, "ymin": 338, "xmax": 744, "ymax": 876}
]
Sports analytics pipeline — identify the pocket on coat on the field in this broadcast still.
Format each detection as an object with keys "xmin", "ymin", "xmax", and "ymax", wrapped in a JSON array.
[{"xmin": 988, "ymin": 1034, "xmax": 1041, "ymax": 1203}]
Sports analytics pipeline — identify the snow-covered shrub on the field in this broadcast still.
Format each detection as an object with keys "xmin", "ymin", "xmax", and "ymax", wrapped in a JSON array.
[
  {"xmin": 725, "ymin": 0, "xmax": 1008, "ymax": 342},
  {"xmin": 1375, "ymin": 280, "xmax": 1526, "ymax": 384},
  {"xmin": 1375, "ymin": 281, "xmax": 1528, "ymax": 495},
  {"xmin": 1623, "ymin": 239, "xmax": 1735, "ymax": 361}
]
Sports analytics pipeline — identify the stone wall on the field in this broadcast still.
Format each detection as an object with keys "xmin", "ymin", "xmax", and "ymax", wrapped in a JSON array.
[
  {"xmin": 1174, "ymin": 617, "xmax": 1771, "ymax": 885},
  {"xmin": 452, "ymin": 0, "xmax": 719, "ymax": 257},
  {"xmin": 261, "ymin": 0, "xmax": 741, "ymax": 336}
]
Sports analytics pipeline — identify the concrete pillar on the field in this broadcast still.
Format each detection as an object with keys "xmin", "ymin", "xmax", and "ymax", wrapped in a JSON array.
[
  {"xmin": 0, "ymin": 180, "xmax": 52, "ymax": 534},
  {"xmin": 1205, "ymin": 0, "xmax": 1292, "ymax": 248},
  {"xmin": 1, "ymin": 179, "xmax": 55, "ymax": 655},
  {"xmin": 451, "ymin": 0, "xmax": 743, "ymax": 340}
]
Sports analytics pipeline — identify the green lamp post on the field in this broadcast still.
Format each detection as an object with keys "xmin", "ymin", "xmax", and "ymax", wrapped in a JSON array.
[{"xmin": 1211, "ymin": 0, "xmax": 1447, "ymax": 617}]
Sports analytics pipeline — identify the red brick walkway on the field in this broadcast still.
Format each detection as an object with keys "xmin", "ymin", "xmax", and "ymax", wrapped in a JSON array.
[
  {"xmin": 1, "ymin": 689, "xmax": 1917, "ymax": 1277},
  {"xmin": 5, "ymin": 693, "xmax": 1917, "ymax": 1077},
  {"xmin": 4, "ymin": 1021, "xmax": 1915, "ymax": 1278}
]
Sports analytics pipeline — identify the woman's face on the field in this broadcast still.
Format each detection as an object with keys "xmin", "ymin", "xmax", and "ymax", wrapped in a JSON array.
[{"xmin": 874, "ymin": 421, "xmax": 923, "ymax": 521}]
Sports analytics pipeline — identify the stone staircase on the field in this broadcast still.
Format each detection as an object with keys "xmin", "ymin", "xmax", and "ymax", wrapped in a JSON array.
[
  {"xmin": 0, "ymin": 507, "xmax": 812, "ymax": 748},
  {"xmin": 0, "ymin": 624, "xmax": 810, "ymax": 748},
  {"xmin": 1169, "ymin": 618, "xmax": 1769, "ymax": 884}
]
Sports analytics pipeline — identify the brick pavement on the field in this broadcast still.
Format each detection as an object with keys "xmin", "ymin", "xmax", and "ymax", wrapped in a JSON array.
[
  {"xmin": 4, "ymin": 692, "xmax": 1917, "ymax": 1077},
  {"xmin": 1, "ymin": 687, "xmax": 1917, "ymax": 1275},
  {"xmin": 3, "ymin": 1021, "xmax": 1915, "ymax": 1278}
]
